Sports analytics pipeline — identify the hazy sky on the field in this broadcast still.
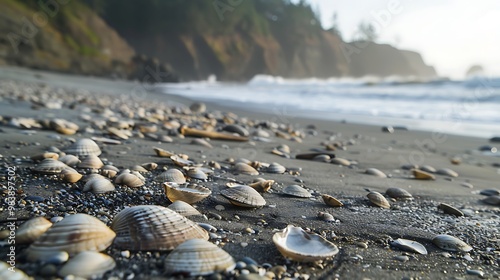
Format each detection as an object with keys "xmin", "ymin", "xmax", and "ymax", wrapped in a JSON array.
[{"xmin": 305, "ymin": 0, "xmax": 500, "ymax": 79}]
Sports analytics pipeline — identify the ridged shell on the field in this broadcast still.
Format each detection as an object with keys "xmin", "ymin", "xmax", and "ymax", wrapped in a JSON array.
[
  {"xmin": 58, "ymin": 154, "xmax": 80, "ymax": 167},
  {"xmin": 367, "ymin": 191, "xmax": 390, "ymax": 209},
  {"xmin": 365, "ymin": 168, "xmax": 387, "ymax": 178},
  {"xmin": 436, "ymin": 168, "xmax": 459, "ymax": 177},
  {"xmin": 412, "ymin": 169, "xmax": 435, "ymax": 180},
  {"xmin": 330, "ymin": 158, "xmax": 351, "ymax": 166},
  {"xmin": 26, "ymin": 214, "xmax": 116, "ymax": 261},
  {"xmin": 282, "ymin": 185, "xmax": 311, "ymax": 198},
  {"xmin": 65, "ymin": 138, "xmax": 101, "ymax": 157},
  {"xmin": 168, "ymin": 201, "xmax": 202, "ymax": 216},
  {"xmin": 390, "ymin": 238, "xmax": 428, "ymax": 255},
  {"xmin": 83, "ymin": 177, "xmax": 115, "ymax": 193},
  {"xmin": 272, "ymin": 225, "xmax": 339, "ymax": 262},
  {"xmin": 220, "ymin": 185, "xmax": 266, "ymax": 208},
  {"xmin": 432, "ymin": 234, "xmax": 472, "ymax": 252},
  {"xmin": 156, "ymin": 169, "xmax": 186, "ymax": 183},
  {"xmin": 233, "ymin": 162, "xmax": 259, "ymax": 175},
  {"xmin": 16, "ymin": 217, "xmax": 53, "ymax": 244},
  {"xmin": 187, "ymin": 168, "xmax": 208, "ymax": 180},
  {"xmin": 115, "ymin": 173, "xmax": 144, "ymax": 188},
  {"xmin": 0, "ymin": 261, "xmax": 32, "ymax": 280},
  {"xmin": 164, "ymin": 183, "xmax": 212, "ymax": 204},
  {"xmin": 321, "ymin": 194, "xmax": 344, "ymax": 207},
  {"xmin": 266, "ymin": 162, "xmax": 286, "ymax": 174},
  {"xmin": 60, "ymin": 168, "xmax": 83, "ymax": 183},
  {"xmin": 385, "ymin": 187, "xmax": 413, "ymax": 200},
  {"xmin": 59, "ymin": 251, "xmax": 116, "ymax": 278},
  {"xmin": 33, "ymin": 158, "xmax": 69, "ymax": 174},
  {"xmin": 164, "ymin": 239, "xmax": 236, "ymax": 276},
  {"xmin": 111, "ymin": 205, "xmax": 209, "ymax": 251},
  {"xmin": 78, "ymin": 155, "xmax": 104, "ymax": 169},
  {"xmin": 437, "ymin": 203, "xmax": 464, "ymax": 217}
]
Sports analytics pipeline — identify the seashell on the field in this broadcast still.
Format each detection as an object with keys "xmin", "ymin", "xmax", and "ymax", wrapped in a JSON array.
[
  {"xmin": 265, "ymin": 162, "xmax": 286, "ymax": 174},
  {"xmin": 296, "ymin": 152, "xmax": 336, "ymax": 160},
  {"xmin": 479, "ymin": 189, "xmax": 500, "ymax": 196},
  {"xmin": 220, "ymin": 185, "xmax": 266, "ymax": 208},
  {"xmin": 412, "ymin": 169, "xmax": 435, "ymax": 180},
  {"xmin": 321, "ymin": 194, "xmax": 344, "ymax": 207},
  {"xmin": 137, "ymin": 123, "xmax": 158, "ymax": 134},
  {"xmin": 141, "ymin": 162, "xmax": 158, "ymax": 171},
  {"xmin": 317, "ymin": 212, "xmax": 335, "ymax": 222},
  {"xmin": 111, "ymin": 205, "xmax": 209, "ymax": 251},
  {"xmin": 50, "ymin": 119, "xmax": 79, "ymax": 135},
  {"xmin": 385, "ymin": 187, "xmax": 413, "ymax": 200},
  {"xmin": 436, "ymin": 168, "xmax": 458, "ymax": 177},
  {"xmin": 187, "ymin": 168, "xmax": 208, "ymax": 180},
  {"xmin": 163, "ymin": 183, "xmax": 212, "ymax": 204},
  {"xmin": 0, "ymin": 261, "xmax": 32, "ymax": 280},
  {"xmin": 81, "ymin": 173, "xmax": 107, "ymax": 183},
  {"xmin": 482, "ymin": 195, "xmax": 500, "ymax": 206},
  {"xmin": 153, "ymin": 147, "xmax": 175, "ymax": 157},
  {"xmin": 180, "ymin": 126, "xmax": 248, "ymax": 141},
  {"xmin": 234, "ymin": 158, "xmax": 251, "ymax": 165},
  {"xmin": 170, "ymin": 155, "xmax": 194, "ymax": 167},
  {"xmin": 156, "ymin": 169, "xmax": 186, "ymax": 183},
  {"xmin": 450, "ymin": 157, "xmax": 461, "ymax": 165},
  {"xmin": 168, "ymin": 201, "xmax": 202, "ymax": 217},
  {"xmin": 59, "ymin": 251, "xmax": 115, "ymax": 278},
  {"xmin": 65, "ymin": 138, "xmax": 101, "ymax": 157},
  {"xmin": 26, "ymin": 214, "xmax": 116, "ymax": 261},
  {"xmin": 78, "ymin": 155, "xmax": 104, "ymax": 169},
  {"xmin": 115, "ymin": 173, "xmax": 144, "ymax": 188},
  {"xmin": 33, "ymin": 158, "xmax": 69, "ymax": 174},
  {"xmin": 282, "ymin": 185, "xmax": 311, "ymax": 198},
  {"xmin": 222, "ymin": 124, "xmax": 249, "ymax": 137},
  {"xmin": 31, "ymin": 152, "xmax": 59, "ymax": 162},
  {"xmin": 130, "ymin": 170, "xmax": 146, "ymax": 182},
  {"xmin": 367, "ymin": 191, "xmax": 390, "ymax": 209},
  {"xmin": 390, "ymin": 238, "xmax": 427, "ymax": 255},
  {"xmin": 272, "ymin": 225, "xmax": 339, "ymax": 262},
  {"xmin": 365, "ymin": 168, "xmax": 387, "ymax": 178},
  {"xmin": 233, "ymin": 162, "xmax": 259, "ymax": 175},
  {"xmin": 107, "ymin": 127, "xmax": 129, "ymax": 140},
  {"xmin": 101, "ymin": 165, "xmax": 119, "ymax": 178},
  {"xmin": 437, "ymin": 203, "xmax": 464, "ymax": 217},
  {"xmin": 330, "ymin": 157, "xmax": 351, "ymax": 166},
  {"xmin": 83, "ymin": 177, "xmax": 115, "ymax": 193},
  {"xmin": 249, "ymin": 180, "xmax": 274, "ymax": 192},
  {"xmin": 432, "ymin": 234, "xmax": 472, "ymax": 252},
  {"xmin": 60, "ymin": 168, "xmax": 83, "ymax": 183},
  {"xmin": 58, "ymin": 154, "xmax": 80, "ymax": 166},
  {"xmin": 191, "ymin": 138, "xmax": 213, "ymax": 148},
  {"xmin": 313, "ymin": 154, "xmax": 331, "ymax": 162},
  {"xmin": 164, "ymin": 239, "xmax": 236, "ymax": 276},
  {"xmin": 131, "ymin": 165, "xmax": 148, "ymax": 173},
  {"xmin": 420, "ymin": 165, "xmax": 436, "ymax": 173},
  {"xmin": 208, "ymin": 161, "xmax": 221, "ymax": 169},
  {"xmin": 16, "ymin": 217, "xmax": 53, "ymax": 244}
]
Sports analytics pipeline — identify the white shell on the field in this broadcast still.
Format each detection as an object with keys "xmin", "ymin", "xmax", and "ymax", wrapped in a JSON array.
[
  {"xmin": 385, "ymin": 188, "xmax": 413, "ymax": 200},
  {"xmin": 436, "ymin": 168, "xmax": 459, "ymax": 177},
  {"xmin": 187, "ymin": 168, "xmax": 208, "ymax": 180},
  {"xmin": 60, "ymin": 168, "xmax": 83, "ymax": 183},
  {"xmin": 164, "ymin": 239, "xmax": 235, "ymax": 276},
  {"xmin": 265, "ymin": 162, "xmax": 286, "ymax": 174},
  {"xmin": 33, "ymin": 158, "xmax": 69, "ymax": 174},
  {"xmin": 390, "ymin": 238, "xmax": 428, "ymax": 255},
  {"xmin": 233, "ymin": 162, "xmax": 259, "ymax": 175},
  {"xmin": 365, "ymin": 168, "xmax": 387, "ymax": 178},
  {"xmin": 432, "ymin": 234, "xmax": 472, "ymax": 252},
  {"xmin": 111, "ymin": 205, "xmax": 209, "ymax": 251},
  {"xmin": 272, "ymin": 225, "xmax": 339, "ymax": 262},
  {"xmin": 83, "ymin": 177, "xmax": 115, "ymax": 193},
  {"xmin": 282, "ymin": 185, "xmax": 311, "ymax": 198},
  {"xmin": 0, "ymin": 261, "xmax": 32, "ymax": 280},
  {"xmin": 156, "ymin": 169, "xmax": 186, "ymax": 183},
  {"xmin": 59, "ymin": 251, "xmax": 116, "ymax": 278},
  {"xmin": 220, "ymin": 185, "xmax": 266, "ymax": 208},
  {"xmin": 115, "ymin": 173, "xmax": 144, "ymax": 188},
  {"xmin": 65, "ymin": 138, "xmax": 101, "ymax": 157},
  {"xmin": 16, "ymin": 217, "xmax": 53, "ymax": 244},
  {"xmin": 78, "ymin": 155, "xmax": 104, "ymax": 169},
  {"xmin": 367, "ymin": 191, "xmax": 390, "ymax": 209},
  {"xmin": 321, "ymin": 194, "xmax": 344, "ymax": 207}
]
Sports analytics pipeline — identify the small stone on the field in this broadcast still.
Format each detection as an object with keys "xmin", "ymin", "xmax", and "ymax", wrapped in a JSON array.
[
  {"xmin": 394, "ymin": 255, "xmax": 410, "ymax": 262},
  {"xmin": 215, "ymin": 205, "xmax": 225, "ymax": 211},
  {"xmin": 240, "ymin": 242, "xmax": 249, "ymax": 248},
  {"xmin": 466, "ymin": 269, "xmax": 484, "ymax": 277},
  {"xmin": 50, "ymin": 216, "xmax": 64, "ymax": 223},
  {"xmin": 382, "ymin": 126, "xmax": 394, "ymax": 133},
  {"xmin": 121, "ymin": 250, "xmax": 131, "ymax": 258},
  {"xmin": 356, "ymin": 242, "xmax": 368, "ymax": 249},
  {"xmin": 235, "ymin": 261, "xmax": 247, "ymax": 269}
]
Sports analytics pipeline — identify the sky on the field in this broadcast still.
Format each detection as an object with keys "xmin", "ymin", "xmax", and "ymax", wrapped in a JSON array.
[{"xmin": 304, "ymin": 0, "xmax": 500, "ymax": 79}]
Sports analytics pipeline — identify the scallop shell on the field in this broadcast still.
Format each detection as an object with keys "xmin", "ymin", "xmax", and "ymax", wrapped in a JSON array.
[
  {"xmin": 16, "ymin": 217, "xmax": 53, "ymax": 244},
  {"xmin": 78, "ymin": 155, "xmax": 104, "ymax": 169},
  {"xmin": 65, "ymin": 138, "xmax": 101, "ymax": 157},
  {"xmin": 156, "ymin": 169, "xmax": 186, "ymax": 183},
  {"xmin": 437, "ymin": 203, "xmax": 464, "ymax": 217},
  {"xmin": 233, "ymin": 162, "xmax": 259, "ymax": 175},
  {"xmin": 26, "ymin": 214, "xmax": 116, "ymax": 261},
  {"xmin": 432, "ymin": 234, "xmax": 472, "ymax": 252},
  {"xmin": 58, "ymin": 154, "xmax": 80, "ymax": 167},
  {"xmin": 272, "ymin": 225, "xmax": 339, "ymax": 262},
  {"xmin": 153, "ymin": 147, "xmax": 175, "ymax": 157},
  {"xmin": 330, "ymin": 158, "xmax": 351, "ymax": 166},
  {"xmin": 83, "ymin": 177, "xmax": 115, "ymax": 193},
  {"xmin": 385, "ymin": 188, "xmax": 413, "ymax": 200},
  {"xmin": 282, "ymin": 185, "xmax": 311, "ymax": 198},
  {"xmin": 111, "ymin": 205, "xmax": 209, "ymax": 251},
  {"xmin": 265, "ymin": 162, "xmax": 286, "ymax": 174},
  {"xmin": 367, "ymin": 191, "xmax": 390, "ymax": 209},
  {"xmin": 115, "ymin": 173, "xmax": 144, "ymax": 188},
  {"xmin": 220, "ymin": 185, "xmax": 266, "ymax": 208},
  {"xmin": 321, "ymin": 194, "xmax": 344, "ymax": 207},
  {"xmin": 412, "ymin": 169, "xmax": 435, "ymax": 180},
  {"xmin": 59, "ymin": 251, "xmax": 116, "ymax": 278},
  {"xmin": 365, "ymin": 168, "xmax": 387, "ymax": 178},
  {"xmin": 436, "ymin": 168, "xmax": 459, "ymax": 177},
  {"xmin": 60, "ymin": 168, "xmax": 83, "ymax": 183},
  {"xmin": 0, "ymin": 261, "xmax": 32, "ymax": 280},
  {"xmin": 33, "ymin": 158, "xmax": 69, "ymax": 175},
  {"xmin": 165, "ymin": 239, "xmax": 236, "ymax": 276},
  {"xmin": 187, "ymin": 168, "xmax": 208, "ymax": 180},
  {"xmin": 164, "ymin": 183, "xmax": 212, "ymax": 204},
  {"xmin": 168, "ymin": 201, "xmax": 202, "ymax": 216},
  {"xmin": 390, "ymin": 238, "xmax": 428, "ymax": 255}
]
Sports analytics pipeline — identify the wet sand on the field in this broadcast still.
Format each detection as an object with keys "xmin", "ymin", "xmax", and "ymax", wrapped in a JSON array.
[{"xmin": 0, "ymin": 67, "xmax": 499, "ymax": 279}]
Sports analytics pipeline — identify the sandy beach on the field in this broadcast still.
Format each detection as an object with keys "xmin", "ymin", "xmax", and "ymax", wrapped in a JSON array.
[{"xmin": 0, "ymin": 67, "xmax": 499, "ymax": 279}]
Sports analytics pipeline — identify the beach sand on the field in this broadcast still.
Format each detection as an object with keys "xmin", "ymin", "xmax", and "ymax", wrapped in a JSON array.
[{"xmin": 0, "ymin": 67, "xmax": 499, "ymax": 279}]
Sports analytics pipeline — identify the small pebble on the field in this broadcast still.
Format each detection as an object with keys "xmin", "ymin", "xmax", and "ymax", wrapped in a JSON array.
[
  {"xmin": 215, "ymin": 205, "xmax": 225, "ymax": 211},
  {"xmin": 121, "ymin": 250, "xmax": 131, "ymax": 258},
  {"xmin": 356, "ymin": 241, "xmax": 368, "ymax": 249},
  {"xmin": 240, "ymin": 242, "xmax": 249, "ymax": 248},
  {"xmin": 395, "ymin": 255, "xmax": 410, "ymax": 262}
]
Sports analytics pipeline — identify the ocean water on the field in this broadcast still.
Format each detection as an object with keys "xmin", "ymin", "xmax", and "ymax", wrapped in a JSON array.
[{"xmin": 158, "ymin": 75, "xmax": 500, "ymax": 138}]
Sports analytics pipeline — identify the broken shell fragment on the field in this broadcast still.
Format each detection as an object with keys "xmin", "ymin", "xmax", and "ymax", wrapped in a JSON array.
[
  {"xmin": 16, "ymin": 217, "xmax": 53, "ymax": 244},
  {"xmin": 367, "ymin": 191, "xmax": 390, "ymax": 209},
  {"xmin": 153, "ymin": 147, "xmax": 175, "ymax": 157},
  {"xmin": 390, "ymin": 238, "xmax": 428, "ymax": 255},
  {"xmin": 59, "ymin": 251, "xmax": 116, "ymax": 279},
  {"xmin": 321, "ymin": 194, "xmax": 344, "ymax": 207},
  {"xmin": 163, "ymin": 183, "xmax": 212, "ymax": 204},
  {"xmin": 432, "ymin": 234, "xmax": 472, "ymax": 252},
  {"xmin": 220, "ymin": 185, "xmax": 266, "ymax": 208},
  {"xmin": 249, "ymin": 180, "xmax": 274, "ymax": 192}
]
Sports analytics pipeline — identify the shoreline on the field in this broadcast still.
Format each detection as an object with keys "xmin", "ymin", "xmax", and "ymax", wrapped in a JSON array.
[{"xmin": 0, "ymin": 67, "xmax": 499, "ymax": 279}]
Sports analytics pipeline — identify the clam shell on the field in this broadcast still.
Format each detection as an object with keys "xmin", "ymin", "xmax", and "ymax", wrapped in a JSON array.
[
  {"xmin": 26, "ymin": 214, "xmax": 116, "ymax": 261},
  {"xmin": 0, "ymin": 261, "xmax": 31, "ymax": 280},
  {"xmin": 65, "ymin": 138, "xmax": 101, "ymax": 157},
  {"xmin": 365, "ymin": 168, "xmax": 387, "ymax": 178},
  {"xmin": 272, "ymin": 225, "xmax": 339, "ymax": 262},
  {"xmin": 367, "ymin": 191, "xmax": 390, "ymax": 209},
  {"xmin": 482, "ymin": 195, "xmax": 500, "ymax": 206},
  {"xmin": 330, "ymin": 158, "xmax": 351, "ymax": 166},
  {"xmin": 83, "ymin": 177, "xmax": 115, "ymax": 193},
  {"xmin": 220, "ymin": 185, "xmax": 266, "ymax": 208},
  {"xmin": 16, "ymin": 217, "xmax": 53, "ymax": 244},
  {"xmin": 58, "ymin": 154, "xmax": 80, "ymax": 167},
  {"xmin": 187, "ymin": 168, "xmax": 208, "ymax": 180},
  {"xmin": 437, "ymin": 203, "xmax": 464, "ymax": 217},
  {"xmin": 191, "ymin": 138, "xmax": 213, "ymax": 148},
  {"xmin": 156, "ymin": 169, "xmax": 186, "ymax": 183},
  {"xmin": 312, "ymin": 154, "xmax": 331, "ymax": 162},
  {"xmin": 321, "ymin": 194, "xmax": 344, "ymax": 207},
  {"xmin": 101, "ymin": 165, "xmax": 119, "ymax": 178},
  {"xmin": 385, "ymin": 188, "xmax": 413, "ymax": 200},
  {"xmin": 115, "ymin": 173, "xmax": 144, "ymax": 188},
  {"xmin": 432, "ymin": 234, "xmax": 472, "ymax": 252},
  {"xmin": 164, "ymin": 183, "xmax": 212, "ymax": 204},
  {"xmin": 412, "ymin": 169, "xmax": 435, "ymax": 180},
  {"xmin": 168, "ymin": 201, "xmax": 202, "ymax": 216},
  {"xmin": 165, "ymin": 239, "xmax": 236, "ymax": 276},
  {"xmin": 265, "ymin": 162, "xmax": 286, "ymax": 174},
  {"xmin": 141, "ymin": 162, "xmax": 158, "ymax": 171},
  {"xmin": 153, "ymin": 147, "xmax": 175, "ymax": 157},
  {"xmin": 233, "ymin": 162, "xmax": 259, "ymax": 175},
  {"xmin": 78, "ymin": 155, "xmax": 104, "ymax": 169},
  {"xmin": 107, "ymin": 127, "xmax": 129, "ymax": 140},
  {"xmin": 31, "ymin": 152, "xmax": 59, "ymax": 162},
  {"xmin": 111, "ymin": 205, "xmax": 209, "ymax": 251},
  {"xmin": 390, "ymin": 238, "xmax": 428, "ymax": 255},
  {"xmin": 282, "ymin": 185, "xmax": 311, "ymax": 198},
  {"xmin": 436, "ymin": 168, "xmax": 459, "ymax": 177},
  {"xmin": 317, "ymin": 212, "xmax": 335, "ymax": 222},
  {"xmin": 60, "ymin": 168, "xmax": 83, "ymax": 183},
  {"xmin": 170, "ymin": 155, "xmax": 194, "ymax": 167},
  {"xmin": 59, "ymin": 251, "xmax": 116, "ymax": 278},
  {"xmin": 420, "ymin": 165, "xmax": 436, "ymax": 173},
  {"xmin": 222, "ymin": 124, "xmax": 249, "ymax": 137},
  {"xmin": 33, "ymin": 158, "xmax": 69, "ymax": 174},
  {"xmin": 131, "ymin": 165, "xmax": 148, "ymax": 173}
]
